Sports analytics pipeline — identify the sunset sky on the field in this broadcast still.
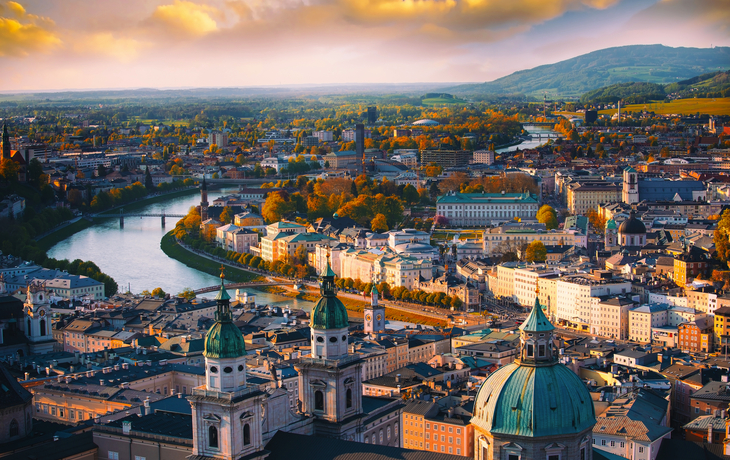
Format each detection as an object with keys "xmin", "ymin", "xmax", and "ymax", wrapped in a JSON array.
[{"xmin": 0, "ymin": 0, "xmax": 727, "ymax": 92}]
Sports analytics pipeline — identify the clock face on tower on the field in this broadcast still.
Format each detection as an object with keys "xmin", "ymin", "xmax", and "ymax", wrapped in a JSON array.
[
  {"xmin": 39, "ymin": 309, "xmax": 46, "ymax": 317},
  {"xmin": 366, "ymin": 314, "xmax": 372, "ymax": 321},
  {"xmin": 376, "ymin": 314, "xmax": 382, "ymax": 321}
]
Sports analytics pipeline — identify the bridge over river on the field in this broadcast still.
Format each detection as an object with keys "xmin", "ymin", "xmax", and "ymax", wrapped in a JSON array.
[{"xmin": 92, "ymin": 211, "xmax": 266, "ymax": 229}]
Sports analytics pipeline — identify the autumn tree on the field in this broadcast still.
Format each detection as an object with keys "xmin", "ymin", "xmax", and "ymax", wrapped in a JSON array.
[
  {"xmin": 714, "ymin": 210, "xmax": 730, "ymax": 268},
  {"xmin": 151, "ymin": 287, "xmax": 166, "ymax": 298},
  {"xmin": 220, "ymin": 206, "xmax": 234, "ymax": 224},
  {"xmin": 0, "ymin": 157, "xmax": 19, "ymax": 181},
  {"xmin": 536, "ymin": 205, "xmax": 558, "ymax": 230},
  {"xmin": 525, "ymin": 240, "xmax": 547, "ymax": 263},
  {"xmin": 372, "ymin": 213, "xmax": 389, "ymax": 233},
  {"xmin": 586, "ymin": 208, "xmax": 607, "ymax": 234}
]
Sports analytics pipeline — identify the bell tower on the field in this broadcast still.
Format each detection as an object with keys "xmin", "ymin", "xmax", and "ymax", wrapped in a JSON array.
[
  {"xmin": 24, "ymin": 282, "xmax": 54, "ymax": 355},
  {"xmin": 295, "ymin": 258, "xmax": 363, "ymax": 439},
  {"xmin": 622, "ymin": 166, "xmax": 639, "ymax": 204},
  {"xmin": 188, "ymin": 268, "xmax": 267, "ymax": 460},
  {"xmin": 363, "ymin": 285, "xmax": 385, "ymax": 335},
  {"xmin": 200, "ymin": 177, "xmax": 209, "ymax": 221}
]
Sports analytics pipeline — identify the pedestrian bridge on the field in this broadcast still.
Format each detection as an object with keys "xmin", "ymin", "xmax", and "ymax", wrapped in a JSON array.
[{"xmin": 193, "ymin": 281, "xmax": 305, "ymax": 295}]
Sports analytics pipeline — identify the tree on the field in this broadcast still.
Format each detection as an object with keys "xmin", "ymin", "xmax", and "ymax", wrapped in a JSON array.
[
  {"xmin": 151, "ymin": 287, "xmax": 166, "ymax": 298},
  {"xmin": 371, "ymin": 213, "xmax": 389, "ymax": 233},
  {"xmin": 500, "ymin": 251, "xmax": 519, "ymax": 263},
  {"xmin": 0, "ymin": 157, "xmax": 19, "ymax": 181},
  {"xmin": 525, "ymin": 240, "xmax": 547, "ymax": 263},
  {"xmin": 177, "ymin": 287, "xmax": 196, "ymax": 300},
  {"xmin": 293, "ymin": 245, "xmax": 309, "ymax": 265},
  {"xmin": 715, "ymin": 210, "xmax": 730, "ymax": 267},
  {"xmin": 536, "ymin": 204, "xmax": 558, "ymax": 230},
  {"xmin": 586, "ymin": 208, "xmax": 607, "ymax": 234},
  {"xmin": 220, "ymin": 206, "xmax": 234, "ymax": 224},
  {"xmin": 402, "ymin": 184, "xmax": 419, "ymax": 204},
  {"xmin": 145, "ymin": 166, "xmax": 154, "ymax": 190}
]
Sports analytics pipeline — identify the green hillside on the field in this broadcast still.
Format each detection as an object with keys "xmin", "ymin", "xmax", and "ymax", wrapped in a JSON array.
[
  {"xmin": 446, "ymin": 45, "xmax": 730, "ymax": 97},
  {"xmin": 581, "ymin": 70, "xmax": 730, "ymax": 103}
]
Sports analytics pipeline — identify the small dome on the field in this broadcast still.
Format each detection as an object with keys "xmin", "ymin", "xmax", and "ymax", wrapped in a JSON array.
[
  {"xmin": 472, "ymin": 362, "xmax": 596, "ymax": 437},
  {"xmin": 204, "ymin": 321, "xmax": 246, "ymax": 359},
  {"xmin": 311, "ymin": 296, "xmax": 349, "ymax": 330},
  {"xmin": 412, "ymin": 119, "xmax": 439, "ymax": 126},
  {"xmin": 618, "ymin": 211, "xmax": 646, "ymax": 235}
]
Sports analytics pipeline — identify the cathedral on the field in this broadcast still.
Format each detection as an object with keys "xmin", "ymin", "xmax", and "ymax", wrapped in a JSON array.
[{"xmin": 188, "ymin": 262, "xmax": 401, "ymax": 459}]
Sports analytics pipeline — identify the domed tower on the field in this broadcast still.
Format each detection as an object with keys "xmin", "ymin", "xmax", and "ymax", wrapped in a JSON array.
[
  {"xmin": 295, "ymin": 257, "xmax": 363, "ymax": 435},
  {"xmin": 617, "ymin": 210, "xmax": 646, "ymax": 247},
  {"xmin": 472, "ymin": 292, "xmax": 596, "ymax": 460},
  {"xmin": 24, "ymin": 281, "xmax": 54, "ymax": 355},
  {"xmin": 189, "ymin": 268, "xmax": 266, "ymax": 460}
]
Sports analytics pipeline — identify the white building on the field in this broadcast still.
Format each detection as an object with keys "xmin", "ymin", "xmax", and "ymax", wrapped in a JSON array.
[
  {"xmin": 555, "ymin": 274, "xmax": 631, "ymax": 331},
  {"xmin": 513, "ymin": 266, "xmax": 560, "ymax": 307},
  {"xmin": 313, "ymin": 131, "xmax": 334, "ymax": 142},
  {"xmin": 208, "ymin": 131, "xmax": 229, "ymax": 148},
  {"xmin": 472, "ymin": 150, "xmax": 495, "ymax": 165},
  {"xmin": 436, "ymin": 191, "xmax": 539, "ymax": 226},
  {"xmin": 260, "ymin": 156, "xmax": 288, "ymax": 172}
]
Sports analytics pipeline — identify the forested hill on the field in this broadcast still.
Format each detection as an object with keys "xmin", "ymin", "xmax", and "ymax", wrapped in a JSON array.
[
  {"xmin": 580, "ymin": 70, "xmax": 730, "ymax": 103},
  {"xmin": 446, "ymin": 45, "xmax": 730, "ymax": 97}
]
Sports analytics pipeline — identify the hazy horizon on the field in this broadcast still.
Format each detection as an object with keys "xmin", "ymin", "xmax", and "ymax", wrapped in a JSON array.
[{"xmin": 0, "ymin": 0, "xmax": 727, "ymax": 92}]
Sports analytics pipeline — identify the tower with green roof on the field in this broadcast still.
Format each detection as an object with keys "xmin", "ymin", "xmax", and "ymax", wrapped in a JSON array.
[
  {"xmin": 294, "ymin": 256, "xmax": 364, "ymax": 429},
  {"xmin": 623, "ymin": 165, "xmax": 639, "ymax": 204},
  {"xmin": 190, "ymin": 268, "xmax": 267, "ymax": 460},
  {"xmin": 605, "ymin": 218, "xmax": 618, "ymax": 247},
  {"xmin": 471, "ymin": 291, "xmax": 596, "ymax": 459}
]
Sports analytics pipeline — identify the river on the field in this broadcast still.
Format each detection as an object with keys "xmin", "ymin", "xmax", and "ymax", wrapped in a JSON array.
[
  {"xmin": 47, "ymin": 188, "xmax": 315, "ymax": 311},
  {"xmin": 497, "ymin": 124, "xmax": 556, "ymax": 153}
]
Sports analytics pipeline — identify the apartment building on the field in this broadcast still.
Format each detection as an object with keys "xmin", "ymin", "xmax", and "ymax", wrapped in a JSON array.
[
  {"xmin": 402, "ymin": 401, "xmax": 473, "ymax": 457},
  {"xmin": 713, "ymin": 306, "xmax": 730, "ymax": 349},
  {"xmin": 567, "ymin": 181, "xmax": 622, "ymax": 215},
  {"xmin": 259, "ymin": 221, "xmax": 307, "ymax": 262},
  {"xmin": 591, "ymin": 295, "xmax": 638, "ymax": 340},
  {"xmin": 678, "ymin": 317, "xmax": 714, "ymax": 353},
  {"xmin": 628, "ymin": 304, "xmax": 669, "ymax": 343},
  {"xmin": 513, "ymin": 266, "xmax": 560, "ymax": 307},
  {"xmin": 555, "ymin": 273, "xmax": 631, "ymax": 331}
]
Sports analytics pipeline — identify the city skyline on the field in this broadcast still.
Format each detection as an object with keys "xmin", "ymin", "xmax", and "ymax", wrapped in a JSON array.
[{"xmin": 0, "ymin": 0, "xmax": 727, "ymax": 92}]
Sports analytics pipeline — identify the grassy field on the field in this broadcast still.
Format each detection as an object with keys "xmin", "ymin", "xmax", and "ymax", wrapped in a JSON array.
[
  {"xmin": 599, "ymin": 97, "xmax": 730, "ymax": 116},
  {"xmin": 37, "ymin": 218, "xmax": 94, "ymax": 252},
  {"xmin": 421, "ymin": 96, "xmax": 466, "ymax": 106},
  {"xmin": 160, "ymin": 232, "xmax": 263, "ymax": 284},
  {"xmin": 431, "ymin": 230, "xmax": 483, "ymax": 243}
]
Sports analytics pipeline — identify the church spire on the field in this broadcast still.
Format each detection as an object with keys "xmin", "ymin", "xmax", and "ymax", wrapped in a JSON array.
[
  {"xmin": 214, "ymin": 266, "xmax": 231, "ymax": 322},
  {"xmin": 517, "ymin": 287, "xmax": 556, "ymax": 365},
  {"xmin": 2, "ymin": 123, "xmax": 10, "ymax": 159}
]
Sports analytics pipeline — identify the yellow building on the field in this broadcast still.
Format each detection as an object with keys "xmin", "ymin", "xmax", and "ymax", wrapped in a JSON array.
[
  {"xmin": 567, "ymin": 182, "xmax": 621, "ymax": 215},
  {"xmin": 714, "ymin": 306, "xmax": 730, "ymax": 349}
]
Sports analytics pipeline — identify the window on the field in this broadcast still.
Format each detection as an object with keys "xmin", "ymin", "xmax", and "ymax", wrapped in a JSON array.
[
  {"xmin": 209, "ymin": 426, "xmax": 219, "ymax": 449},
  {"xmin": 9, "ymin": 419, "xmax": 19, "ymax": 437},
  {"xmin": 581, "ymin": 448, "xmax": 586, "ymax": 460},
  {"xmin": 315, "ymin": 390, "xmax": 324, "ymax": 411},
  {"xmin": 365, "ymin": 436, "xmax": 369, "ymax": 444},
  {"xmin": 108, "ymin": 452, "xmax": 119, "ymax": 460},
  {"xmin": 639, "ymin": 447, "xmax": 644, "ymax": 453},
  {"xmin": 135, "ymin": 457, "xmax": 146, "ymax": 460},
  {"xmin": 508, "ymin": 454, "xmax": 519, "ymax": 460},
  {"xmin": 527, "ymin": 344, "xmax": 534, "ymax": 357},
  {"xmin": 379, "ymin": 430, "xmax": 383, "ymax": 443},
  {"xmin": 601, "ymin": 440, "xmax": 606, "ymax": 446},
  {"xmin": 610, "ymin": 441, "xmax": 615, "ymax": 447},
  {"xmin": 346, "ymin": 388, "xmax": 352, "ymax": 408},
  {"xmin": 243, "ymin": 423, "xmax": 251, "ymax": 445},
  {"xmin": 449, "ymin": 427, "xmax": 453, "ymax": 433},
  {"xmin": 548, "ymin": 456, "xmax": 560, "ymax": 460},
  {"xmin": 387, "ymin": 426, "xmax": 391, "ymax": 440},
  {"xmin": 620, "ymin": 442, "xmax": 625, "ymax": 448}
]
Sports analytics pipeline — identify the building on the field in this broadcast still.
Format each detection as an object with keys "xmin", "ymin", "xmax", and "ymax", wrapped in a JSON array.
[
  {"xmin": 342, "ymin": 129, "xmax": 371, "ymax": 142},
  {"xmin": 436, "ymin": 191, "xmax": 540, "ymax": 227},
  {"xmin": 0, "ymin": 365, "xmax": 33, "ymax": 444},
  {"xmin": 363, "ymin": 286, "xmax": 385, "ymax": 335},
  {"xmin": 216, "ymin": 224, "xmax": 259, "ymax": 254},
  {"xmin": 567, "ymin": 181, "xmax": 622, "ymax": 215},
  {"xmin": 208, "ymin": 131, "xmax": 229, "ymax": 148},
  {"xmin": 472, "ymin": 150, "xmax": 495, "ymax": 165},
  {"xmin": 592, "ymin": 295, "xmax": 637, "ymax": 340},
  {"xmin": 629, "ymin": 304, "xmax": 669, "ymax": 343},
  {"xmin": 323, "ymin": 150, "xmax": 358, "ymax": 169},
  {"xmin": 367, "ymin": 106, "xmax": 378, "ymax": 124},
  {"xmin": 261, "ymin": 156, "xmax": 288, "ymax": 172},
  {"xmin": 313, "ymin": 130, "xmax": 334, "ymax": 142},
  {"xmin": 259, "ymin": 221, "xmax": 308, "ymax": 262},
  {"xmin": 555, "ymin": 273, "xmax": 632, "ymax": 332},
  {"xmin": 674, "ymin": 247, "xmax": 709, "ymax": 286},
  {"xmin": 402, "ymin": 400, "xmax": 474, "ymax": 457},
  {"xmin": 483, "ymin": 224, "xmax": 586, "ymax": 255},
  {"xmin": 471, "ymin": 296, "xmax": 596, "ymax": 460},
  {"xmin": 420, "ymin": 150, "xmax": 472, "ymax": 168},
  {"xmin": 714, "ymin": 306, "xmax": 730, "ymax": 349},
  {"xmin": 678, "ymin": 317, "xmax": 714, "ymax": 353},
  {"xmin": 22, "ymin": 282, "xmax": 55, "ymax": 354}
]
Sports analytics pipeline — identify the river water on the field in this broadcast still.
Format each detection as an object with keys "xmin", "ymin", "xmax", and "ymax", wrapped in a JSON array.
[
  {"xmin": 497, "ymin": 124, "xmax": 556, "ymax": 153},
  {"xmin": 47, "ymin": 188, "xmax": 315, "ymax": 310}
]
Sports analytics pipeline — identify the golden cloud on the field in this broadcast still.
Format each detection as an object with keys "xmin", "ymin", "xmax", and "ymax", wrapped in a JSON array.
[
  {"xmin": 149, "ymin": 0, "xmax": 220, "ymax": 37},
  {"xmin": 74, "ymin": 32, "xmax": 147, "ymax": 62},
  {"xmin": 0, "ymin": 1, "xmax": 61, "ymax": 57}
]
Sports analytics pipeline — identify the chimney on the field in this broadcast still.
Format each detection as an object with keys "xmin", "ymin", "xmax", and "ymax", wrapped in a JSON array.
[
  {"xmin": 395, "ymin": 374, "xmax": 401, "ymax": 383},
  {"xmin": 122, "ymin": 363, "xmax": 129, "ymax": 370},
  {"xmin": 100, "ymin": 379, "xmax": 105, "ymax": 386},
  {"xmin": 24, "ymin": 372, "xmax": 29, "ymax": 381},
  {"xmin": 709, "ymin": 421, "xmax": 714, "ymax": 443}
]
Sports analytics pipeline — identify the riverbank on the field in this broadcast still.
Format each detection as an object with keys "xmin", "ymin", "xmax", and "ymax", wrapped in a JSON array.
[
  {"xmin": 160, "ymin": 232, "xmax": 263, "ymax": 284},
  {"xmin": 36, "ymin": 218, "xmax": 95, "ymax": 251}
]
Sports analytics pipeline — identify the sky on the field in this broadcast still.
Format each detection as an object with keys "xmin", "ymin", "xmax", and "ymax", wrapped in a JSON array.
[{"xmin": 0, "ymin": 0, "xmax": 728, "ymax": 92}]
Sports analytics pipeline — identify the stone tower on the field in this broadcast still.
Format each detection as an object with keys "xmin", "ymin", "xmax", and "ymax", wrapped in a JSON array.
[
  {"xmin": 200, "ymin": 177, "xmax": 209, "ymax": 221},
  {"xmin": 23, "ymin": 282, "xmax": 55, "ymax": 355},
  {"xmin": 294, "ymin": 258, "xmax": 363, "ymax": 439},
  {"xmin": 471, "ymin": 291, "xmax": 596, "ymax": 460},
  {"xmin": 363, "ymin": 285, "xmax": 385, "ymax": 335},
  {"xmin": 2, "ymin": 123, "xmax": 10, "ymax": 159},
  {"xmin": 622, "ymin": 166, "xmax": 639, "ymax": 204},
  {"xmin": 188, "ymin": 269, "xmax": 267, "ymax": 460}
]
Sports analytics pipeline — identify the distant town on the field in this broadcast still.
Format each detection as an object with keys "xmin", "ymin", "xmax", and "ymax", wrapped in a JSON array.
[{"xmin": 1, "ymin": 91, "xmax": 730, "ymax": 460}]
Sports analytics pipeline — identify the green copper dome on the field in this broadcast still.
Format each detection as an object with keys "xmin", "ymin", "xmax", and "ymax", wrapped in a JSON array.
[
  {"xmin": 204, "ymin": 273, "xmax": 246, "ymax": 359},
  {"xmin": 519, "ymin": 297, "xmax": 554, "ymax": 333},
  {"xmin": 472, "ymin": 361, "xmax": 595, "ymax": 437},
  {"xmin": 606, "ymin": 219, "xmax": 617, "ymax": 230},
  {"xmin": 311, "ymin": 260, "xmax": 349, "ymax": 330}
]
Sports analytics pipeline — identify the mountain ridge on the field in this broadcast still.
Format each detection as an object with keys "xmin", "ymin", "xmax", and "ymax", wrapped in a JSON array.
[{"xmin": 446, "ymin": 45, "xmax": 730, "ymax": 97}]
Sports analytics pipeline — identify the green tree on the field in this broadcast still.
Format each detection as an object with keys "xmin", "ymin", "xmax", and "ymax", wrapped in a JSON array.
[
  {"xmin": 536, "ymin": 204, "xmax": 558, "ymax": 230},
  {"xmin": 145, "ymin": 166, "xmax": 154, "ymax": 190},
  {"xmin": 525, "ymin": 240, "xmax": 547, "ymax": 263},
  {"xmin": 151, "ymin": 287, "xmax": 166, "ymax": 298},
  {"xmin": 0, "ymin": 157, "xmax": 19, "ymax": 181},
  {"xmin": 402, "ymin": 184, "xmax": 419, "ymax": 204},
  {"xmin": 177, "ymin": 287, "xmax": 196, "ymax": 300}
]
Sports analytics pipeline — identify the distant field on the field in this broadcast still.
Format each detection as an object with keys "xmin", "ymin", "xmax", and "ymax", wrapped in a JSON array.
[
  {"xmin": 598, "ymin": 97, "xmax": 730, "ymax": 116},
  {"xmin": 553, "ymin": 111, "xmax": 584, "ymax": 119},
  {"xmin": 421, "ymin": 97, "xmax": 466, "ymax": 106}
]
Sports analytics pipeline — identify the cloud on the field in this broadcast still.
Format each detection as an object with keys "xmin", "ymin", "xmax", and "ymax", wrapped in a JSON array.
[
  {"xmin": 74, "ymin": 32, "xmax": 146, "ymax": 62},
  {"xmin": 149, "ymin": 0, "xmax": 221, "ymax": 37},
  {"xmin": 0, "ymin": 1, "xmax": 60, "ymax": 57}
]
